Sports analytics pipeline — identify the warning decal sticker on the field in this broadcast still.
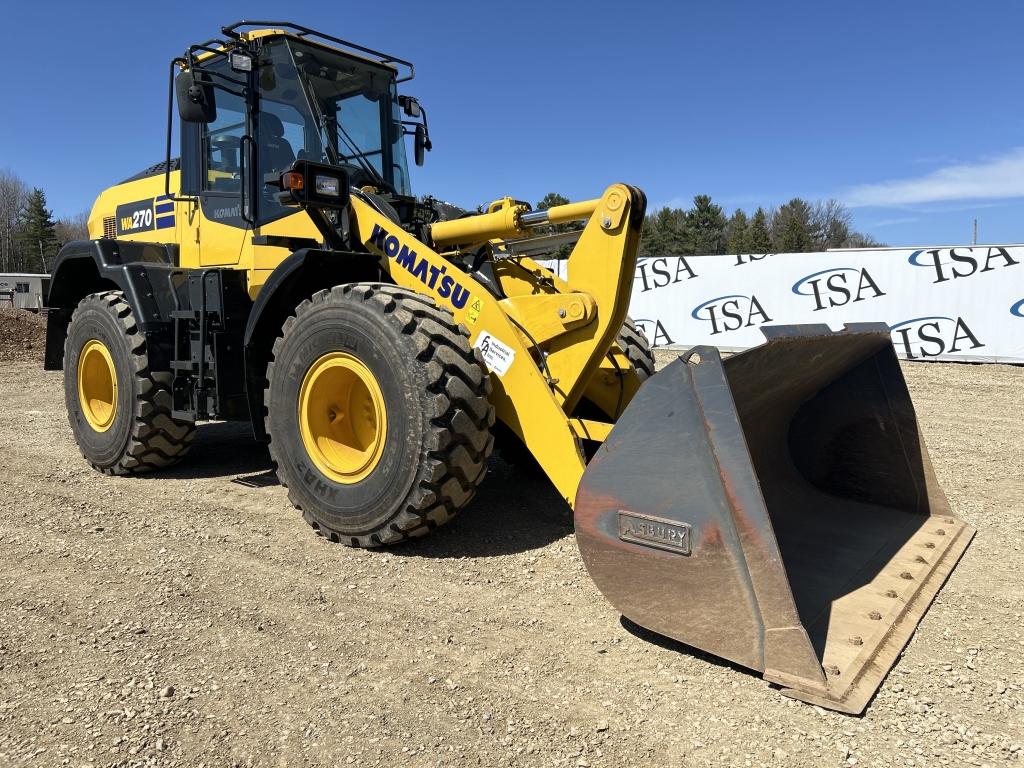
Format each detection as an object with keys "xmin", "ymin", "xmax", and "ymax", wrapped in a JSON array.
[{"xmin": 473, "ymin": 331, "xmax": 516, "ymax": 376}]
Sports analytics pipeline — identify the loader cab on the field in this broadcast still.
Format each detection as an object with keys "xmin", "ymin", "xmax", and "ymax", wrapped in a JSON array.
[{"xmin": 173, "ymin": 27, "xmax": 425, "ymax": 264}]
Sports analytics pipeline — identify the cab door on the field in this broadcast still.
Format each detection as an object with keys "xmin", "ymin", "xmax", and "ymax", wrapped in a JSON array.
[{"xmin": 194, "ymin": 81, "xmax": 251, "ymax": 267}]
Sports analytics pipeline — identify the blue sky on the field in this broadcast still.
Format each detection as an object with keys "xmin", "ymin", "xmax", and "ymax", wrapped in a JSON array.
[{"xmin": 3, "ymin": 1, "xmax": 1023, "ymax": 247}]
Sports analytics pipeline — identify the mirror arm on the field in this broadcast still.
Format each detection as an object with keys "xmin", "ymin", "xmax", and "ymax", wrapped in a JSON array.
[
  {"xmin": 419, "ymin": 106, "xmax": 432, "ymax": 150},
  {"xmin": 164, "ymin": 58, "xmax": 197, "ymax": 204},
  {"xmin": 165, "ymin": 59, "xmax": 183, "ymax": 199}
]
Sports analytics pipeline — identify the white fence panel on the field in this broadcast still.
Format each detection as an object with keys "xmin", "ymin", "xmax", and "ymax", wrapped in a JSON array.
[{"xmin": 545, "ymin": 245, "xmax": 1024, "ymax": 363}]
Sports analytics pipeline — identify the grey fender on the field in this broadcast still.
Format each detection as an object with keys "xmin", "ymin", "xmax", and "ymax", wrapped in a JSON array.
[{"xmin": 44, "ymin": 240, "xmax": 182, "ymax": 370}]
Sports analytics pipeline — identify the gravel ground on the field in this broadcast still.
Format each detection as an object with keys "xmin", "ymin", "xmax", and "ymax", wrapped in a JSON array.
[{"xmin": 0, "ymin": 354, "xmax": 1021, "ymax": 767}]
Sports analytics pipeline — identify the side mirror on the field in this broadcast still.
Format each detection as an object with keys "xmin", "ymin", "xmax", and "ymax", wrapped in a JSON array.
[
  {"xmin": 414, "ymin": 124, "xmax": 427, "ymax": 167},
  {"xmin": 175, "ymin": 70, "xmax": 217, "ymax": 124}
]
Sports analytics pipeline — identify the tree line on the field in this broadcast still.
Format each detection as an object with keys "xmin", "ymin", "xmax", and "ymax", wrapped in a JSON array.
[
  {"xmin": 0, "ymin": 169, "xmax": 88, "ymax": 274},
  {"xmin": 535, "ymin": 192, "xmax": 883, "ymax": 256}
]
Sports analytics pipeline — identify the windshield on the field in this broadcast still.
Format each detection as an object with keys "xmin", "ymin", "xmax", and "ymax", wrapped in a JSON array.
[{"xmin": 254, "ymin": 39, "xmax": 412, "ymax": 221}]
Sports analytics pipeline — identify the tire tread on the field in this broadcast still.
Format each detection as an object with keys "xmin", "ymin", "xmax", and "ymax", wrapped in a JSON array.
[
  {"xmin": 265, "ymin": 283, "xmax": 494, "ymax": 547},
  {"xmin": 66, "ymin": 291, "xmax": 194, "ymax": 475}
]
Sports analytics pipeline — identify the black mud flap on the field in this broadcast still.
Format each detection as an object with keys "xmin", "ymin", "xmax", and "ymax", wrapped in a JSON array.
[{"xmin": 574, "ymin": 324, "xmax": 974, "ymax": 714}]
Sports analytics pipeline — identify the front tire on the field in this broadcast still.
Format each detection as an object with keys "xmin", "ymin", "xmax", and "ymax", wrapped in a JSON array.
[
  {"xmin": 617, "ymin": 317, "xmax": 655, "ymax": 380},
  {"xmin": 266, "ymin": 284, "xmax": 494, "ymax": 547},
  {"xmin": 64, "ymin": 291, "xmax": 195, "ymax": 474}
]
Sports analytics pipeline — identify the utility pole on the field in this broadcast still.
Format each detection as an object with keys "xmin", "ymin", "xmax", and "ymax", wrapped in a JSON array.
[
  {"xmin": 972, "ymin": 218, "xmax": 977, "ymax": 245},
  {"xmin": 38, "ymin": 238, "xmax": 47, "ymax": 274}
]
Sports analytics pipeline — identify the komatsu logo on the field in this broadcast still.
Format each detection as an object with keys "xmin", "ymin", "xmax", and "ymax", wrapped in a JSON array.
[
  {"xmin": 369, "ymin": 224, "xmax": 470, "ymax": 309},
  {"xmin": 1011, "ymin": 298, "xmax": 1024, "ymax": 318}
]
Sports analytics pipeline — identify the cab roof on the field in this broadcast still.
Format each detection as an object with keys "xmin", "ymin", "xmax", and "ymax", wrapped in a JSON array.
[{"xmin": 188, "ymin": 21, "xmax": 413, "ymax": 82}]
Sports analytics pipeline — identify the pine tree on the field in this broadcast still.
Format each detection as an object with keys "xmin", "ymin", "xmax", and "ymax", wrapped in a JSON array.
[
  {"xmin": 772, "ymin": 198, "xmax": 814, "ymax": 253},
  {"xmin": 639, "ymin": 216, "xmax": 663, "ymax": 256},
  {"xmin": 642, "ymin": 206, "xmax": 689, "ymax": 255},
  {"xmin": 687, "ymin": 195, "xmax": 727, "ymax": 255},
  {"xmin": 747, "ymin": 207, "xmax": 772, "ymax": 253},
  {"xmin": 724, "ymin": 209, "xmax": 749, "ymax": 254},
  {"xmin": 18, "ymin": 188, "xmax": 57, "ymax": 272}
]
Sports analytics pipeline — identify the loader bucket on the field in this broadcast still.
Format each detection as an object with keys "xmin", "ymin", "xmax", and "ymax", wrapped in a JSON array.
[{"xmin": 575, "ymin": 323, "xmax": 974, "ymax": 714}]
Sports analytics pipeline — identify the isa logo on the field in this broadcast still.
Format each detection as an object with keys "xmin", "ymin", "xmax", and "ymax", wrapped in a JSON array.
[
  {"xmin": 890, "ymin": 316, "xmax": 984, "ymax": 359},
  {"xmin": 734, "ymin": 253, "xmax": 771, "ymax": 266},
  {"xmin": 791, "ymin": 267, "xmax": 885, "ymax": 311},
  {"xmin": 691, "ymin": 294, "xmax": 772, "ymax": 336},
  {"xmin": 635, "ymin": 256, "xmax": 698, "ymax": 293},
  {"xmin": 908, "ymin": 246, "xmax": 1019, "ymax": 284},
  {"xmin": 633, "ymin": 318, "xmax": 675, "ymax": 347},
  {"xmin": 1011, "ymin": 298, "xmax": 1024, "ymax": 318}
]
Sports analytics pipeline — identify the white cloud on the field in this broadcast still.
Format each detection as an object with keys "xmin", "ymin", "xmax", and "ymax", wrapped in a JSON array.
[
  {"xmin": 844, "ymin": 148, "xmax": 1024, "ymax": 207},
  {"xmin": 862, "ymin": 216, "xmax": 919, "ymax": 228}
]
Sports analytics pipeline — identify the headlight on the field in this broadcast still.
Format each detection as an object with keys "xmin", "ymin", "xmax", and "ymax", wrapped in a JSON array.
[{"xmin": 315, "ymin": 175, "xmax": 341, "ymax": 197}]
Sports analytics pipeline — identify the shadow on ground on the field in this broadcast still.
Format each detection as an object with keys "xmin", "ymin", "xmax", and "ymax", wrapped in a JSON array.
[
  {"xmin": 147, "ymin": 421, "xmax": 275, "ymax": 482},
  {"xmin": 141, "ymin": 422, "xmax": 572, "ymax": 558},
  {"xmin": 393, "ymin": 456, "xmax": 573, "ymax": 559},
  {"xmin": 619, "ymin": 616, "xmax": 756, "ymax": 678}
]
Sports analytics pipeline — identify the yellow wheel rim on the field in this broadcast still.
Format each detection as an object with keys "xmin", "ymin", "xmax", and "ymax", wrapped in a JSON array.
[
  {"xmin": 78, "ymin": 339, "xmax": 118, "ymax": 432},
  {"xmin": 298, "ymin": 352, "xmax": 387, "ymax": 484}
]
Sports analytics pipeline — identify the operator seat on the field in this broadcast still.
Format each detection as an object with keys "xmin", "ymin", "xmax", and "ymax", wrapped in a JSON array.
[{"xmin": 259, "ymin": 113, "xmax": 296, "ymax": 176}]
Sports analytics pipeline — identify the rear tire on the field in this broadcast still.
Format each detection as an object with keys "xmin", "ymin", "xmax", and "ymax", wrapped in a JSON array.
[
  {"xmin": 64, "ymin": 291, "xmax": 195, "ymax": 475},
  {"xmin": 266, "ymin": 283, "xmax": 494, "ymax": 547}
]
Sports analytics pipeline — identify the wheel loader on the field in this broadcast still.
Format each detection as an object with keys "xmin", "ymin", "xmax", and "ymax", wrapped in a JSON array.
[{"xmin": 45, "ymin": 21, "xmax": 974, "ymax": 714}]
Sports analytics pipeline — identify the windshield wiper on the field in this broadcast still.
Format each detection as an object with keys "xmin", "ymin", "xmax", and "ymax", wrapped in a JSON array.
[
  {"xmin": 334, "ymin": 120, "xmax": 394, "ymax": 194},
  {"xmin": 297, "ymin": 70, "xmax": 394, "ymax": 194}
]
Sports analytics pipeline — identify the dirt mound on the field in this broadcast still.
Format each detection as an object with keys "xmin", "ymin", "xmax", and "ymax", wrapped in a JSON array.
[{"xmin": 0, "ymin": 308, "xmax": 46, "ymax": 362}]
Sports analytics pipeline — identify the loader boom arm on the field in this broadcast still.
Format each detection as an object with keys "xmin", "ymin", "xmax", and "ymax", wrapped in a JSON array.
[{"xmin": 353, "ymin": 183, "xmax": 646, "ymax": 505}]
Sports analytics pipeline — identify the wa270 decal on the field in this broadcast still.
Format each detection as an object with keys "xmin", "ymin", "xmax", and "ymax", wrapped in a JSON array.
[{"xmin": 114, "ymin": 195, "xmax": 175, "ymax": 236}]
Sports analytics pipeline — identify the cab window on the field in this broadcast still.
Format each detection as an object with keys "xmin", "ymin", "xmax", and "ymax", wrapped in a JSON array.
[{"xmin": 202, "ymin": 80, "xmax": 246, "ymax": 193}]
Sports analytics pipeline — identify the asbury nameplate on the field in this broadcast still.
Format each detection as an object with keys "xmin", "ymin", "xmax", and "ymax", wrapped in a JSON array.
[{"xmin": 617, "ymin": 510, "xmax": 691, "ymax": 555}]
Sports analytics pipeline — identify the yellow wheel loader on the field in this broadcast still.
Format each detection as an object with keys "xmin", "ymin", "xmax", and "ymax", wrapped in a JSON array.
[{"xmin": 45, "ymin": 21, "xmax": 973, "ymax": 714}]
